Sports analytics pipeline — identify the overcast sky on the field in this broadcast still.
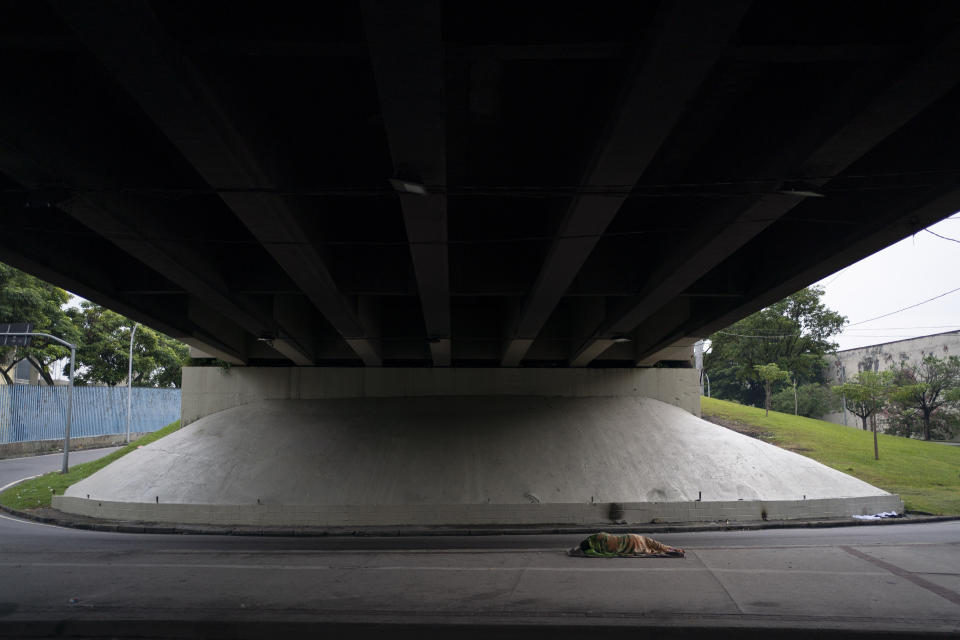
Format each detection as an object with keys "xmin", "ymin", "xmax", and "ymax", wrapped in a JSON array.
[{"xmin": 814, "ymin": 214, "xmax": 960, "ymax": 352}]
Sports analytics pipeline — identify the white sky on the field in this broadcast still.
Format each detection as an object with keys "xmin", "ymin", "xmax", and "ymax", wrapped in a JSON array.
[{"xmin": 814, "ymin": 214, "xmax": 960, "ymax": 351}]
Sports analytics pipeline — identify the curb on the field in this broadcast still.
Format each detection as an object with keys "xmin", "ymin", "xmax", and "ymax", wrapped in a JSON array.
[
  {"xmin": 1, "ymin": 500, "xmax": 957, "ymax": 537},
  {"xmin": 3, "ymin": 473, "xmax": 958, "ymax": 537}
]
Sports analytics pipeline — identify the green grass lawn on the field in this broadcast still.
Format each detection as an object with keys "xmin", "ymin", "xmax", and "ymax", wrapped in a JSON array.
[
  {"xmin": 0, "ymin": 421, "xmax": 180, "ymax": 511},
  {"xmin": 701, "ymin": 397, "xmax": 960, "ymax": 515}
]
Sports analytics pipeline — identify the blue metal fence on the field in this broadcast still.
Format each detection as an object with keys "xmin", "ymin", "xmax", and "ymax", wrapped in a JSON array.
[{"xmin": 0, "ymin": 385, "xmax": 180, "ymax": 444}]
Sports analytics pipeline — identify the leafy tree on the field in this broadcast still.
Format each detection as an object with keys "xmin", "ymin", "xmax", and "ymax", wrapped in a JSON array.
[
  {"xmin": 704, "ymin": 286, "xmax": 846, "ymax": 407},
  {"xmin": 66, "ymin": 301, "xmax": 188, "ymax": 387},
  {"xmin": 882, "ymin": 403, "xmax": 960, "ymax": 441},
  {"xmin": 754, "ymin": 363, "xmax": 791, "ymax": 416},
  {"xmin": 887, "ymin": 354, "xmax": 960, "ymax": 441},
  {"xmin": 833, "ymin": 370, "xmax": 891, "ymax": 460},
  {"xmin": 0, "ymin": 262, "xmax": 79, "ymax": 385},
  {"xmin": 771, "ymin": 383, "xmax": 840, "ymax": 418}
]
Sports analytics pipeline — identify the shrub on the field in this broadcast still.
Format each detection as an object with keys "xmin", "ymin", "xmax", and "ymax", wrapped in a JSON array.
[{"xmin": 770, "ymin": 383, "xmax": 840, "ymax": 418}]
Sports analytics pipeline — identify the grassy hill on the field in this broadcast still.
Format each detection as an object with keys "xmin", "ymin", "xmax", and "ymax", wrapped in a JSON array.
[
  {"xmin": 700, "ymin": 397, "xmax": 960, "ymax": 515},
  {"xmin": 0, "ymin": 421, "xmax": 180, "ymax": 511}
]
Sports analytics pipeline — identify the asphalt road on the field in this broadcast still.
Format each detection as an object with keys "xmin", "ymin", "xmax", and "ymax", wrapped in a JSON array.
[{"xmin": 0, "ymin": 448, "xmax": 958, "ymax": 638}]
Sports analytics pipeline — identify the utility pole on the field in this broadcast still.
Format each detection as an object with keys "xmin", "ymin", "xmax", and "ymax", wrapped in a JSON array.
[
  {"xmin": 0, "ymin": 323, "xmax": 77, "ymax": 473},
  {"xmin": 835, "ymin": 359, "xmax": 848, "ymax": 426},
  {"xmin": 126, "ymin": 323, "xmax": 139, "ymax": 444},
  {"xmin": 793, "ymin": 378, "xmax": 799, "ymax": 415},
  {"xmin": 694, "ymin": 340, "xmax": 705, "ymax": 396}
]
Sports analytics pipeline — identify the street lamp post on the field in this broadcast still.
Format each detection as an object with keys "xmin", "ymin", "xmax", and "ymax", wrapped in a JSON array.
[
  {"xmin": 125, "ymin": 323, "xmax": 139, "ymax": 444},
  {"xmin": 0, "ymin": 325, "xmax": 77, "ymax": 473}
]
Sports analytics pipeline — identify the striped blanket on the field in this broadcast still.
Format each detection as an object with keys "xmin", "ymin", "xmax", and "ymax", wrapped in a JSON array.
[{"xmin": 569, "ymin": 532, "xmax": 684, "ymax": 558}]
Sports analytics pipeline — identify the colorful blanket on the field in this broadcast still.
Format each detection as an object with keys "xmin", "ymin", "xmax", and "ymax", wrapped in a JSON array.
[{"xmin": 569, "ymin": 532, "xmax": 684, "ymax": 558}]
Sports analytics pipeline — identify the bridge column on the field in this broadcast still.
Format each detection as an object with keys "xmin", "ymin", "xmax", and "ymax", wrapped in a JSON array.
[{"xmin": 180, "ymin": 366, "xmax": 701, "ymax": 427}]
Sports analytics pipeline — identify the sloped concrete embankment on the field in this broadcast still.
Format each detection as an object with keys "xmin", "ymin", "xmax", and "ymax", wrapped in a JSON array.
[{"xmin": 53, "ymin": 397, "xmax": 902, "ymax": 526}]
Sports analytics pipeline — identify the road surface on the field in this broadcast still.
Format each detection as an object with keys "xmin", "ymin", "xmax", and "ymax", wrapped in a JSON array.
[{"xmin": 0, "ymin": 448, "xmax": 957, "ymax": 638}]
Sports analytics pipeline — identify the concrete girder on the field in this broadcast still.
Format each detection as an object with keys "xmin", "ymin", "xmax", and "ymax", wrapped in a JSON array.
[
  {"xmin": 58, "ymin": 195, "xmax": 316, "ymax": 365},
  {"xmin": 59, "ymin": 197, "xmax": 315, "ymax": 365},
  {"xmin": 53, "ymin": 0, "xmax": 381, "ymax": 366},
  {"xmin": 59, "ymin": 196, "xmax": 264, "ymax": 333},
  {"xmin": 500, "ymin": 0, "xmax": 752, "ymax": 366},
  {"xmin": 636, "ymin": 338, "xmax": 699, "ymax": 368},
  {"xmin": 271, "ymin": 296, "xmax": 318, "ymax": 367},
  {"xmin": 0, "ymin": 244, "xmax": 247, "ymax": 365},
  {"xmin": 572, "ymin": 23, "xmax": 960, "ymax": 366},
  {"xmin": 55, "ymin": 39, "xmax": 907, "ymax": 64},
  {"xmin": 363, "ymin": 1, "xmax": 451, "ymax": 366},
  {"xmin": 654, "ymin": 187, "xmax": 960, "ymax": 360},
  {"xmin": 0, "ymin": 109, "xmax": 307, "ymax": 365}
]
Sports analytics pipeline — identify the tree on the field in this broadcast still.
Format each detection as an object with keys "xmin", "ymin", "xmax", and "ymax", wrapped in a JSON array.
[
  {"xmin": 754, "ymin": 363, "xmax": 791, "ymax": 417},
  {"xmin": 887, "ymin": 354, "xmax": 960, "ymax": 441},
  {"xmin": 66, "ymin": 301, "xmax": 189, "ymax": 387},
  {"xmin": 0, "ymin": 262, "xmax": 79, "ymax": 385},
  {"xmin": 771, "ymin": 382, "xmax": 840, "ymax": 418},
  {"xmin": 833, "ymin": 370, "xmax": 891, "ymax": 460},
  {"xmin": 704, "ymin": 286, "xmax": 846, "ymax": 407}
]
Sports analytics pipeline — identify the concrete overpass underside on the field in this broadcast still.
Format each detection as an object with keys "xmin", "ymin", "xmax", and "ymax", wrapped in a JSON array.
[{"xmin": 3, "ymin": 1, "xmax": 958, "ymax": 524}]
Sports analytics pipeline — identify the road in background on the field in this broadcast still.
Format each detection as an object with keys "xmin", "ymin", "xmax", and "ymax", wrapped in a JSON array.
[{"xmin": 0, "ymin": 447, "xmax": 120, "ymax": 490}]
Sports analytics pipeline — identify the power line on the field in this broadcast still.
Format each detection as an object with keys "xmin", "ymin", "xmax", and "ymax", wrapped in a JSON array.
[
  {"xmin": 847, "ymin": 285, "xmax": 960, "ymax": 326},
  {"xmin": 843, "ymin": 333, "xmax": 960, "ymax": 340},
  {"xmin": 716, "ymin": 322, "xmax": 960, "ymax": 340},
  {"xmin": 846, "ymin": 325, "xmax": 960, "ymax": 330},
  {"xmin": 925, "ymin": 228, "xmax": 960, "ymax": 244},
  {"xmin": 715, "ymin": 330, "xmax": 801, "ymax": 339},
  {"xmin": 820, "ymin": 268, "xmax": 848, "ymax": 288}
]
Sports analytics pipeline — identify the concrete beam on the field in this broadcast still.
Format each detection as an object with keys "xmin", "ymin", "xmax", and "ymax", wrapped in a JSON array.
[
  {"xmin": 53, "ymin": 0, "xmax": 381, "ymax": 366},
  {"xmin": 0, "ymin": 244, "xmax": 247, "ymax": 365},
  {"xmin": 577, "ymin": 297, "xmax": 690, "ymax": 368},
  {"xmin": 501, "ymin": 0, "xmax": 750, "ymax": 366},
  {"xmin": 686, "ymin": 189, "xmax": 960, "ymax": 346},
  {"xmin": 186, "ymin": 299, "xmax": 249, "ymax": 364},
  {"xmin": 0, "ymin": 106, "xmax": 306, "ymax": 365},
  {"xmin": 363, "ymin": 1, "xmax": 450, "ymax": 366},
  {"xmin": 272, "ymin": 296, "xmax": 318, "ymax": 366},
  {"xmin": 172, "ymin": 40, "xmax": 905, "ymax": 63},
  {"xmin": 572, "ymin": 24, "xmax": 960, "ymax": 366},
  {"xmin": 636, "ymin": 338, "xmax": 698, "ymax": 367},
  {"xmin": 59, "ymin": 196, "xmax": 304, "ymax": 358}
]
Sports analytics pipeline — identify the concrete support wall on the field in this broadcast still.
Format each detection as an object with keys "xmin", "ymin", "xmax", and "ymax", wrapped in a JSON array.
[
  {"xmin": 181, "ymin": 366, "xmax": 701, "ymax": 426},
  {"xmin": 52, "ymin": 494, "xmax": 903, "ymax": 528}
]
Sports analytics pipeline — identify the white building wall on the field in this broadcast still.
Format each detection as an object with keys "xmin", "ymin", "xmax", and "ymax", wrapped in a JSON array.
[{"xmin": 823, "ymin": 330, "xmax": 960, "ymax": 429}]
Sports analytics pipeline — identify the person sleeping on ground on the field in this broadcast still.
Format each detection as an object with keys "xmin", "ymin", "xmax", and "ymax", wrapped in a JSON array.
[{"xmin": 568, "ymin": 532, "xmax": 684, "ymax": 558}]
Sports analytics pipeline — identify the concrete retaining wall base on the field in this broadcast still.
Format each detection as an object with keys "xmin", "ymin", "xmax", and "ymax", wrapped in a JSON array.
[
  {"xmin": 52, "ymin": 494, "xmax": 904, "ymax": 527},
  {"xmin": 0, "ymin": 433, "xmax": 148, "ymax": 460}
]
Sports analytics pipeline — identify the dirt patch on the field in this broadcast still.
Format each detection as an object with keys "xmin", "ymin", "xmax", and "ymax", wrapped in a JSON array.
[{"xmin": 702, "ymin": 415, "xmax": 777, "ymax": 444}]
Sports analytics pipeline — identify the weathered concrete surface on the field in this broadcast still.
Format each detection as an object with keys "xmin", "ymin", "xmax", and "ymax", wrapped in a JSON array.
[
  {"xmin": 58, "ymin": 397, "xmax": 901, "ymax": 526},
  {"xmin": 180, "ymin": 366, "xmax": 701, "ymax": 426}
]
